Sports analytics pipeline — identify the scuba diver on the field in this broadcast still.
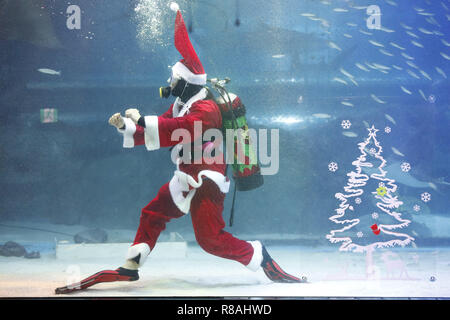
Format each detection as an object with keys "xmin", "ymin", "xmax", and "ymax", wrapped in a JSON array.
[{"xmin": 55, "ymin": 3, "xmax": 304, "ymax": 294}]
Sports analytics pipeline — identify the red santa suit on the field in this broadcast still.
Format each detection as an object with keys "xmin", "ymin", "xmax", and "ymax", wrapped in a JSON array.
[{"xmin": 116, "ymin": 7, "xmax": 263, "ymax": 272}]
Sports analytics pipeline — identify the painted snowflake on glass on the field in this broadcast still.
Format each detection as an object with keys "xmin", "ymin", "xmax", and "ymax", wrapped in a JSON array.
[
  {"xmin": 401, "ymin": 162, "xmax": 411, "ymax": 172},
  {"xmin": 385, "ymin": 126, "xmax": 391, "ymax": 133},
  {"xmin": 421, "ymin": 192, "xmax": 431, "ymax": 203},
  {"xmin": 341, "ymin": 120, "xmax": 352, "ymax": 129},
  {"xmin": 328, "ymin": 162, "xmax": 338, "ymax": 172}
]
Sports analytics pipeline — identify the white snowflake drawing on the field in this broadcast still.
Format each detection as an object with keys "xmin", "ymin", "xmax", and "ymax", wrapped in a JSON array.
[
  {"xmin": 421, "ymin": 192, "xmax": 431, "ymax": 203},
  {"xmin": 372, "ymin": 212, "xmax": 379, "ymax": 219},
  {"xmin": 328, "ymin": 162, "xmax": 338, "ymax": 172},
  {"xmin": 378, "ymin": 182, "xmax": 385, "ymax": 188},
  {"xmin": 357, "ymin": 231, "xmax": 363, "ymax": 238},
  {"xmin": 413, "ymin": 204, "xmax": 421, "ymax": 212},
  {"xmin": 385, "ymin": 126, "xmax": 391, "ymax": 133},
  {"xmin": 369, "ymin": 148, "xmax": 376, "ymax": 155},
  {"xmin": 341, "ymin": 120, "xmax": 352, "ymax": 129},
  {"xmin": 355, "ymin": 197, "xmax": 362, "ymax": 204},
  {"xmin": 401, "ymin": 162, "xmax": 411, "ymax": 172}
]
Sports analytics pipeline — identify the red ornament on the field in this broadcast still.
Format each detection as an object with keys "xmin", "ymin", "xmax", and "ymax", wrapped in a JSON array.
[{"xmin": 371, "ymin": 224, "xmax": 381, "ymax": 235}]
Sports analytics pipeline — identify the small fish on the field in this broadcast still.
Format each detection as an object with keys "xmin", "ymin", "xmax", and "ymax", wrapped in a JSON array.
[
  {"xmin": 333, "ymin": 8, "xmax": 348, "ymax": 12},
  {"xmin": 418, "ymin": 12, "xmax": 434, "ymax": 16},
  {"xmin": 351, "ymin": 6, "xmax": 368, "ymax": 10},
  {"xmin": 369, "ymin": 40, "xmax": 384, "ymax": 47},
  {"xmin": 418, "ymin": 27, "xmax": 433, "ymax": 35},
  {"xmin": 418, "ymin": 89, "xmax": 428, "ymax": 102},
  {"xmin": 365, "ymin": 62, "xmax": 377, "ymax": 70},
  {"xmin": 442, "ymin": 2, "xmax": 449, "ymax": 11},
  {"xmin": 37, "ymin": 68, "xmax": 61, "ymax": 76},
  {"xmin": 379, "ymin": 49, "xmax": 394, "ymax": 57},
  {"xmin": 272, "ymin": 54, "xmax": 285, "ymax": 59},
  {"xmin": 372, "ymin": 63, "xmax": 391, "ymax": 70},
  {"xmin": 390, "ymin": 42, "xmax": 405, "ymax": 50},
  {"xmin": 400, "ymin": 23, "xmax": 413, "ymax": 30},
  {"xmin": 346, "ymin": 22, "xmax": 357, "ymax": 27},
  {"xmin": 385, "ymin": 0, "xmax": 397, "ymax": 6},
  {"xmin": 333, "ymin": 77, "xmax": 348, "ymax": 85},
  {"xmin": 426, "ymin": 16, "xmax": 440, "ymax": 27},
  {"xmin": 440, "ymin": 52, "xmax": 450, "ymax": 60},
  {"xmin": 379, "ymin": 26, "xmax": 395, "ymax": 33},
  {"xmin": 401, "ymin": 52, "xmax": 415, "ymax": 60},
  {"xmin": 411, "ymin": 40, "xmax": 424, "ymax": 48},
  {"xmin": 359, "ymin": 29, "xmax": 373, "ymax": 35},
  {"xmin": 340, "ymin": 68, "xmax": 354, "ymax": 79},
  {"xmin": 371, "ymin": 94, "xmax": 386, "ymax": 104},
  {"xmin": 428, "ymin": 182, "xmax": 438, "ymax": 191},
  {"xmin": 400, "ymin": 86, "xmax": 412, "ymax": 95},
  {"xmin": 434, "ymin": 30, "xmax": 444, "ymax": 36},
  {"xmin": 320, "ymin": 19, "xmax": 330, "ymax": 28},
  {"xmin": 406, "ymin": 31, "xmax": 420, "ymax": 39},
  {"xmin": 301, "ymin": 13, "xmax": 316, "ymax": 17},
  {"xmin": 341, "ymin": 101, "xmax": 354, "ymax": 107},
  {"xmin": 363, "ymin": 120, "xmax": 370, "ymax": 128},
  {"xmin": 355, "ymin": 63, "xmax": 370, "ymax": 72},
  {"xmin": 343, "ymin": 33, "xmax": 353, "ymax": 38},
  {"xmin": 392, "ymin": 65, "xmax": 403, "ymax": 71},
  {"xmin": 385, "ymin": 114, "xmax": 396, "ymax": 125},
  {"xmin": 419, "ymin": 69, "xmax": 432, "ymax": 81},
  {"xmin": 441, "ymin": 39, "xmax": 450, "ymax": 47},
  {"xmin": 348, "ymin": 77, "xmax": 359, "ymax": 86},
  {"xmin": 342, "ymin": 131, "xmax": 358, "ymax": 138},
  {"xmin": 407, "ymin": 69, "xmax": 420, "ymax": 79},
  {"xmin": 414, "ymin": 7, "xmax": 425, "ymax": 12},
  {"xmin": 406, "ymin": 60, "xmax": 419, "ymax": 69},
  {"xmin": 312, "ymin": 113, "xmax": 331, "ymax": 119},
  {"xmin": 328, "ymin": 41, "xmax": 342, "ymax": 51},
  {"xmin": 391, "ymin": 147, "xmax": 405, "ymax": 157},
  {"xmin": 436, "ymin": 67, "xmax": 447, "ymax": 79}
]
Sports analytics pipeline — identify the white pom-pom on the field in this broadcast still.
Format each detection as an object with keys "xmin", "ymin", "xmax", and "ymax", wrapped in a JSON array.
[{"xmin": 170, "ymin": 2, "xmax": 179, "ymax": 12}]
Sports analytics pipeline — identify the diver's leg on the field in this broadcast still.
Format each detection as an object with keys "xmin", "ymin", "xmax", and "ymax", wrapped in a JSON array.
[{"xmin": 190, "ymin": 179, "xmax": 305, "ymax": 283}]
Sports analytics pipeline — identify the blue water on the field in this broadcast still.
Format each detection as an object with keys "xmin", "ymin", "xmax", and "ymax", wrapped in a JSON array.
[{"xmin": 0, "ymin": 0, "xmax": 449, "ymax": 252}]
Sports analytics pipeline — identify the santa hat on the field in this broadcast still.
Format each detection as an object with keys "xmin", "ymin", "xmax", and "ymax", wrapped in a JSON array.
[{"xmin": 170, "ymin": 2, "xmax": 207, "ymax": 85}]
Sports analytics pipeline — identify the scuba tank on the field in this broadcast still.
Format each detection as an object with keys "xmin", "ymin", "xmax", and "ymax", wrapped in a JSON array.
[{"xmin": 207, "ymin": 77, "xmax": 264, "ymax": 225}]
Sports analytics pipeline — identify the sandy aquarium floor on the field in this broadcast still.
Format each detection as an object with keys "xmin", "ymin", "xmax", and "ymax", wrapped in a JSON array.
[{"xmin": 1, "ymin": 244, "xmax": 450, "ymax": 298}]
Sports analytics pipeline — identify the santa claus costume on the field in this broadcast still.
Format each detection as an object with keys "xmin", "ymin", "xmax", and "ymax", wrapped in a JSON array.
[{"xmin": 55, "ymin": 3, "xmax": 304, "ymax": 294}]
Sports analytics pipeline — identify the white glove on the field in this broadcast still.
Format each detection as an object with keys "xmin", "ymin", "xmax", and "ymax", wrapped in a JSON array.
[
  {"xmin": 108, "ymin": 113, "xmax": 125, "ymax": 129},
  {"xmin": 125, "ymin": 108, "xmax": 142, "ymax": 124}
]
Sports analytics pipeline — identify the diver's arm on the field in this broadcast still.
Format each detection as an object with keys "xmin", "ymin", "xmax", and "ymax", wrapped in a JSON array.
[
  {"xmin": 134, "ymin": 100, "xmax": 221, "ymax": 151},
  {"xmin": 109, "ymin": 112, "xmax": 146, "ymax": 148}
]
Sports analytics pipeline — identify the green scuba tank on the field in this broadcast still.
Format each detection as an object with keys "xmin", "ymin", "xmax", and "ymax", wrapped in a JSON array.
[{"xmin": 215, "ymin": 92, "xmax": 264, "ymax": 191}]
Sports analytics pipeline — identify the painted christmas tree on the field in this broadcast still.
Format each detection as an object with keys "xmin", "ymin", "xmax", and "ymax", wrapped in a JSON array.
[{"xmin": 326, "ymin": 125, "xmax": 415, "ymax": 254}]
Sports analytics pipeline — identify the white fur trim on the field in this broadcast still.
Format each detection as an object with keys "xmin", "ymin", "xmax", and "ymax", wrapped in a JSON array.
[
  {"xmin": 169, "ymin": 169, "xmax": 230, "ymax": 214},
  {"xmin": 117, "ymin": 117, "xmax": 136, "ymax": 148},
  {"xmin": 172, "ymin": 61, "xmax": 207, "ymax": 85},
  {"xmin": 170, "ymin": 2, "xmax": 179, "ymax": 12},
  {"xmin": 125, "ymin": 243, "xmax": 151, "ymax": 267},
  {"xmin": 173, "ymin": 88, "xmax": 207, "ymax": 118},
  {"xmin": 246, "ymin": 241, "xmax": 263, "ymax": 272},
  {"xmin": 143, "ymin": 115, "xmax": 160, "ymax": 151}
]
